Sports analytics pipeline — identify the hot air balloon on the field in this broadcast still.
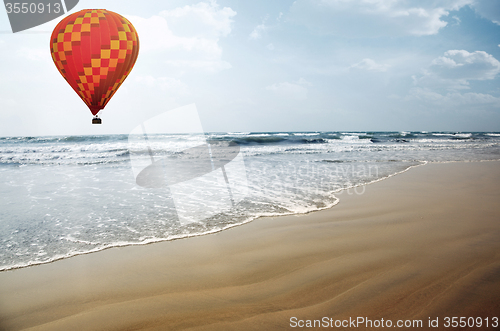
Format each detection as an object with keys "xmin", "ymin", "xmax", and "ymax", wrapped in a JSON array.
[{"xmin": 50, "ymin": 9, "xmax": 139, "ymax": 124}]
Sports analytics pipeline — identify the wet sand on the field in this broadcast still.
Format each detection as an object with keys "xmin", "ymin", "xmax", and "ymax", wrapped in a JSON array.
[{"xmin": 0, "ymin": 161, "xmax": 499, "ymax": 330}]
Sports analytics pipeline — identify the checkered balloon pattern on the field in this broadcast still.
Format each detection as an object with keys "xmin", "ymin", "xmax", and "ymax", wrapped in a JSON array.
[{"xmin": 50, "ymin": 9, "xmax": 139, "ymax": 115}]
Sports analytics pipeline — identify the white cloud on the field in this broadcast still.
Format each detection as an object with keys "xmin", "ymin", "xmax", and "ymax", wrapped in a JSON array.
[
  {"xmin": 266, "ymin": 43, "xmax": 275, "ymax": 51},
  {"xmin": 17, "ymin": 47, "xmax": 51, "ymax": 62},
  {"xmin": 406, "ymin": 49, "xmax": 500, "ymax": 111},
  {"xmin": 289, "ymin": 0, "xmax": 474, "ymax": 37},
  {"xmin": 0, "ymin": 96, "xmax": 18, "ymax": 108},
  {"xmin": 160, "ymin": 0, "xmax": 236, "ymax": 38},
  {"xmin": 134, "ymin": 76, "xmax": 189, "ymax": 95},
  {"xmin": 128, "ymin": 1, "xmax": 235, "ymax": 73},
  {"xmin": 296, "ymin": 77, "xmax": 312, "ymax": 86},
  {"xmin": 451, "ymin": 15, "xmax": 461, "ymax": 25},
  {"xmin": 249, "ymin": 12, "xmax": 284, "ymax": 40},
  {"xmin": 414, "ymin": 50, "xmax": 500, "ymax": 90},
  {"xmin": 470, "ymin": 0, "xmax": 500, "ymax": 25},
  {"xmin": 266, "ymin": 78, "xmax": 311, "ymax": 100},
  {"xmin": 430, "ymin": 50, "xmax": 500, "ymax": 80},
  {"xmin": 249, "ymin": 14, "xmax": 271, "ymax": 40},
  {"xmin": 249, "ymin": 22, "xmax": 268, "ymax": 40},
  {"xmin": 349, "ymin": 58, "xmax": 390, "ymax": 72},
  {"xmin": 408, "ymin": 87, "xmax": 500, "ymax": 107},
  {"xmin": 413, "ymin": 72, "xmax": 470, "ymax": 90},
  {"xmin": 164, "ymin": 59, "xmax": 231, "ymax": 73}
]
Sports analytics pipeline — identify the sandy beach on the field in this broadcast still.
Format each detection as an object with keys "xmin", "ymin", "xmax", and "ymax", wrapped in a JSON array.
[{"xmin": 0, "ymin": 161, "xmax": 499, "ymax": 330}]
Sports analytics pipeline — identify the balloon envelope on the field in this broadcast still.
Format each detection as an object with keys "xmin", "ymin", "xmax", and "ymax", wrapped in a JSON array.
[{"xmin": 50, "ymin": 9, "xmax": 139, "ymax": 115}]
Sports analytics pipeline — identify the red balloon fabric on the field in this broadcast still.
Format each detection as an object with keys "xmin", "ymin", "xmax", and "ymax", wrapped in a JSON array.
[{"xmin": 50, "ymin": 9, "xmax": 139, "ymax": 115}]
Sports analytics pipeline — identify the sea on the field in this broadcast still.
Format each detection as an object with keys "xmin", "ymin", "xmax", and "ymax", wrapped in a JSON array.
[{"xmin": 1, "ymin": 131, "xmax": 499, "ymax": 271}]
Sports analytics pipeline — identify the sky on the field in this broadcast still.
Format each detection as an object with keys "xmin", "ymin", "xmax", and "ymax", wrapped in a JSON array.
[{"xmin": 0, "ymin": 0, "xmax": 499, "ymax": 136}]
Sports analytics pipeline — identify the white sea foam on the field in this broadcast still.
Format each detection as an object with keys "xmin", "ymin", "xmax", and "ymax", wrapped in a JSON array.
[
  {"xmin": 299, "ymin": 132, "xmax": 320, "ymax": 136},
  {"xmin": 432, "ymin": 132, "xmax": 471, "ymax": 138}
]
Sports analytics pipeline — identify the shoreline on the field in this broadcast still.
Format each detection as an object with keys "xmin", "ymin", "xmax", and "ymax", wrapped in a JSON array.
[
  {"xmin": 0, "ymin": 160, "xmax": 499, "ymax": 330},
  {"xmin": 0, "ymin": 159, "xmax": 430, "ymax": 273},
  {"xmin": 7, "ymin": 158, "xmax": 500, "ymax": 273}
]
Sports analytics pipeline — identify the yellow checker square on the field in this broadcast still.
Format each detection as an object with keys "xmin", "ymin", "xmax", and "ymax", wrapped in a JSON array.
[
  {"xmin": 59, "ymin": 52, "xmax": 66, "ymax": 61},
  {"xmin": 109, "ymin": 59, "xmax": 118, "ymax": 68},
  {"xmin": 57, "ymin": 34, "xmax": 64, "ymax": 42},
  {"xmin": 91, "ymin": 17, "xmax": 99, "ymax": 24},
  {"xmin": 118, "ymin": 31, "xmax": 126, "ymax": 40},
  {"xmin": 127, "ymin": 41, "xmax": 133, "ymax": 50},
  {"xmin": 75, "ymin": 17, "xmax": 83, "ymax": 24},
  {"xmin": 100, "ymin": 67, "xmax": 109, "ymax": 76},
  {"xmin": 101, "ymin": 49, "xmax": 111, "ymax": 59},
  {"xmin": 84, "ymin": 12, "xmax": 92, "ymax": 18},
  {"xmin": 84, "ymin": 68, "xmax": 93, "ymax": 76},
  {"xmin": 71, "ymin": 32, "xmax": 81, "ymax": 41},
  {"xmin": 80, "ymin": 76, "xmax": 87, "ymax": 84},
  {"xmin": 81, "ymin": 24, "xmax": 91, "ymax": 32},
  {"xmin": 93, "ymin": 75, "xmax": 101, "ymax": 83},
  {"xmin": 111, "ymin": 40, "xmax": 120, "ymax": 49},
  {"xmin": 52, "ymin": 43, "xmax": 58, "ymax": 52},
  {"xmin": 64, "ymin": 24, "xmax": 73, "ymax": 33},
  {"xmin": 91, "ymin": 59, "xmax": 101, "ymax": 67},
  {"xmin": 123, "ymin": 25, "xmax": 130, "ymax": 32},
  {"xmin": 63, "ymin": 42, "xmax": 72, "ymax": 51}
]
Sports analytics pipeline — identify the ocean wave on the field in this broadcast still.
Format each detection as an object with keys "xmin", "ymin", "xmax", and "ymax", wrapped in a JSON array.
[
  {"xmin": 432, "ymin": 132, "xmax": 472, "ymax": 139},
  {"xmin": 298, "ymin": 138, "xmax": 328, "ymax": 144},
  {"xmin": 0, "ymin": 134, "xmax": 129, "ymax": 144},
  {"xmin": 340, "ymin": 135, "xmax": 373, "ymax": 143},
  {"xmin": 234, "ymin": 136, "xmax": 287, "ymax": 144},
  {"xmin": 389, "ymin": 132, "xmax": 416, "ymax": 139},
  {"xmin": 296, "ymin": 132, "xmax": 320, "ymax": 136},
  {"xmin": 341, "ymin": 132, "xmax": 367, "ymax": 135},
  {"xmin": 232, "ymin": 135, "xmax": 331, "ymax": 145}
]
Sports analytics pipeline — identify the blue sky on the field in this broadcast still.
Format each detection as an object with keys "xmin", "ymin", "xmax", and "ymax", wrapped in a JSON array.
[{"xmin": 0, "ymin": 0, "xmax": 499, "ymax": 136}]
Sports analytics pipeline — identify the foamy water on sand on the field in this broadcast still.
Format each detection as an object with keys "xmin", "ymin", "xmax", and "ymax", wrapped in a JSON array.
[{"xmin": 1, "ymin": 132, "xmax": 499, "ymax": 271}]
